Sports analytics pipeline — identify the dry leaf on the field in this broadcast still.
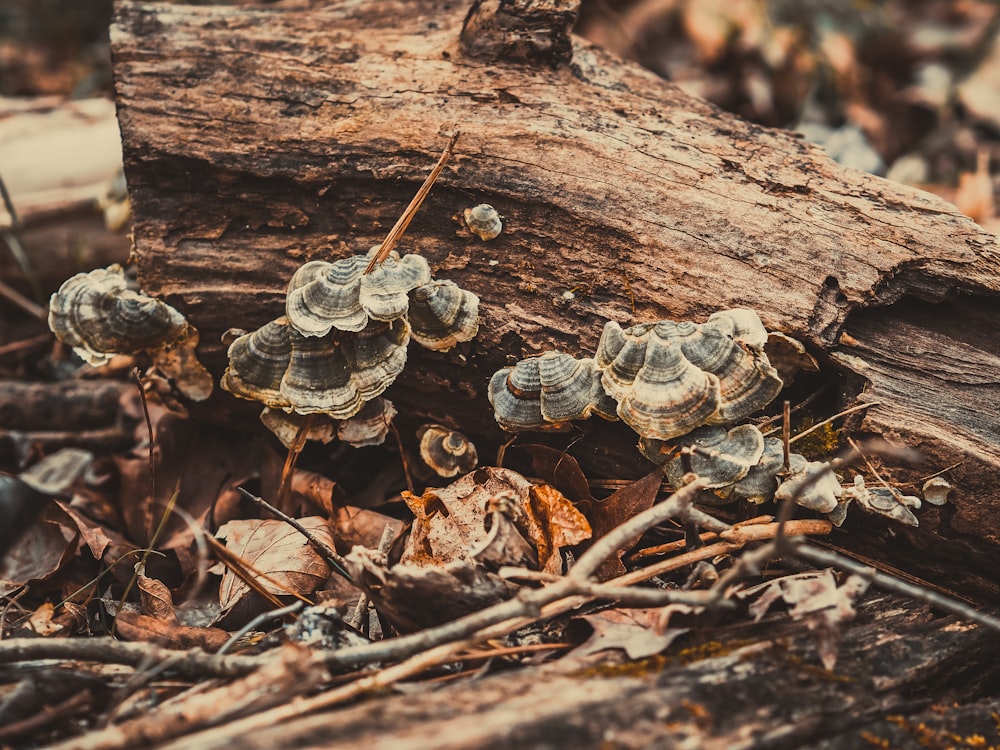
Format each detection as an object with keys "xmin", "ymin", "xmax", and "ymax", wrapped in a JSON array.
[
  {"xmin": 525, "ymin": 484, "xmax": 591, "ymax": 574},
  {"xmin": 115, "ymin": 611, "xmax": 229, "ymax": 651},
  {"xmin": 215, "ymin": 517, "xmax": 334, "ymax": 611},
  {"xmin": 585, "ymin": 470, "xmax": 663, "ymax": 580},
  {"xmin": 402, "ymin": 467, "xmax": 589, "ymax": 573},
  {"xmin": 345, "ymin": 547, "xmax": 518, "ymax": 633},
  {"xmin": 137, "ymin": 572, "xmax": 176, "ymax": 620},
  {"xmin": 739, "ymin": 568, "xmax": 870, "ymax": 670},
  {"xmin": 567, "ymin": 608, "xmax": 688, "ymax": 661},
  {"xmin": 506, "ymin": 444, "xmax": 594, "ymax": 503},
  {"xmin": 0, "ymin": 504, "xmax": 80, "ymax": 596}
]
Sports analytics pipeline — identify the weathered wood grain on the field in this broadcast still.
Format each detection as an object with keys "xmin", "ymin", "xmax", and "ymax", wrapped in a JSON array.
[{"xmin": 110, "ymin": 1, "xmax": 1000, "ymax": 593}]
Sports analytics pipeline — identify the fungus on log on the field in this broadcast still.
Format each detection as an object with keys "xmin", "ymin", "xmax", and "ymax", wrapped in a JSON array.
[{"xmin": 111, "ymin": 0, "xmax": 1000, "ymax": 595}]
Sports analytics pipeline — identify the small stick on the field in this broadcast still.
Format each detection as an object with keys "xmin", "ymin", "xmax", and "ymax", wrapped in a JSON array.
[
  {"xmin": 276, "ymin": 415, "xmax": 314, "ymax": 512},
  {"xmin": 389, "ymin": 421, "xmax": 415, "ymax": 495},
  {"xmin": 238, "ymin": 487, "xmax": 351, "ymax": 581},
  {"xmin": 781, "ymin": 399, "xmax": 791, "ymax": 473},
  {"xmin": 364, "ymin": 131, "xmax": 461, "ymax": 273},
  {"xmin": 787, "ymin": 402, "xmax": 878, "ymax": 445},
  {"xmin": 0, "ymin": 277, "xmax": 45, "ymax": 320},
  {"xmin": 218, "ymin": 601, "xmax": 305, "ymax": 655},
  {"xmin": 347, "ymin": 523, "xmax": 396, "ymax": 630},
  {"xmin": 790, "ymin": 542, "xmax": 1000, "ymax": 633},
  {"xmin": 0, "ymin": 332, "xmax": 50, "ymax": 357}
]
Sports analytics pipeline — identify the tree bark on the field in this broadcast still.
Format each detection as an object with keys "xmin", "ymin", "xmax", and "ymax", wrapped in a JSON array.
[
  {"xmin": 110, "ymin": 1, "xmax": 1000, "ymax": 596},
  {"xmin": 158, "ymin": 594, "xmax": 1000, "ymax": 750}
]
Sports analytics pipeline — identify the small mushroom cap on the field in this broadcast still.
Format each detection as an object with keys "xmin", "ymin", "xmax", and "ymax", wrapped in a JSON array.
[
  {"xmin": 706, "ymin": 308, "xmax": 769, "ymax": 350},
  {"xmin": 652, "ymin": 424, "xmax": 766, "ymax": 489},
  {"xmin": 775, "ymin": 457, "xmax": 840, "ymax": 513},
  {"xmin": 343, "ymin": 318, "xmax": 410, "ymax": 401},
  {"xmin": 48, "ymin": 264, "xmax": 188, "ymax": 365},
  {"xmin": 359, "ymin": 249, "xmax": 432, "ymax": 321},
  {"xmin": 408, "ymin": 280, "xmax": 480, "ymax": 351},
  {"xmin": 259, "ymin": 407, "xmax": 338, "ymax": 448},
  {"xmin": 613, "ymin": 323, "xmax": 721, "ymax": 441},
  {"xmin": 676, "ymin": 319, "xmax": 784, "ymax": 424},
  {"xmin": 464, "ymin": 204, "xmax": 502, "ymax": 241},
  {"xmin": 763, "ymin": 331, "xmax": 820, "ymax": 385},
  {"xmin": 279, "ymin": 329, "xmax": 358, "ymax": 416},
  {"xmin": 338, "ymin": 397, "xmax": 397, "ymax": 448},
  {"xmin": 921, "ymin": 477, "xmax": 952, "ymax": 506},
  {"xmin": 537, "ymin": 352, "xmax": 599, "ymax": 423},
  {"xmin": 277, "ymin": 319, "xmax": 409, "ymax": 419},
  {"xmin": 221, "ymin": 317, "xmax": 294, "ymax": 409},
  {"xmin": 488, "ymin": 361, "xmax": 550, "ymax": 432},
  {"xmin": 723, "ymin": 436, "xmax": 785, "ymax": 504},
  {"xmin": 418, "ymin": 424, "xmax": 478, "ymax": 477},
  {"xmin": 844, "ymin": 476, "xmax": 919, "ymax": 526},
  {"xmin": 588, "ymin": 376, "xmax": 620, "ymax": 421},
  {"xmin": 286, "ymin": 256, "xmax": 368, "ymax": 336}
]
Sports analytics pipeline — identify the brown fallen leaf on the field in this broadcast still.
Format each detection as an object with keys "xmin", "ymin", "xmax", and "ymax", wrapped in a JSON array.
[
  {"xmin": 566, "ymin": 608, "xmax": 689, "ymax": 661},
  {"xmin": 524, "ymin": 484, "xmax": 591, "ymax": 574},
  {"xmin": 585, "ymin": 469, "xmax": 664, "ymax": 581},
  {"xmin": 215, "ymin": 517, "xmax": 334, "ymax": 612},
  {"xmin": 505, "ymin": 444, "xmax": 595, "ymax": 504},
  {"xmin": 137, "ymin": 572, "xmax": 176, "ymax": 620},
  {"xmin": 0, "ymin": 503, "xmax": 80, "ymax": 597},
  {"xmin": 738, "ymin": 568, "xmax": 871, "ymax": 670},
  {"xmin": 114, "ymin": 610, "xmax": 230, "ymax": 651}
]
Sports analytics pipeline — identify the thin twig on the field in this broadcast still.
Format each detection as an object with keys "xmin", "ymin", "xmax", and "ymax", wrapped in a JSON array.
[
  {"xmin": 790, "ymin": 542, "xmax": 1000, "ymax": 633},
  {"xmin": 0, "ymin": 332, "xmax": 50, "ymax": 357},
  {"xmin": 277, "ymin": 415, "xmax": 313, "ymax": 512},
  {"xmin": 237, "ymin": 487, "xmax": 351, "ymax": 580},
  {"xmin": 218, "ymin": 601, "xmax": 305, "ymax": 655},
  {"xmin": 0, "ymin": 277, "xmax": 45, "ymax": 320},
  {"xmin": 364, "ymin": 131, "xmax": 460, "ymax": 273},
  {"xmin": 787, "ymin": 402, "xmax": 878, "ymax": 445}
]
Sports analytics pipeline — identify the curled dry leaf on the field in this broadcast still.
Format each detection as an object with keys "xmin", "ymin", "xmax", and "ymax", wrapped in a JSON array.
[
  {"xmin": 401, "ymin": 467, "xmax": 590, "ymax": 574},
  {"xmin": 215, "ymin": 517, "xmax": 335, "ymax": 613},
  {"xmin": 739, "ymin": 568, "xmax": 871, "ymax": 670},
  {"xmin": 114, "ymin": 611, "xmax": 230, "ymax": 651},
  {"xmin": 137, "ymin": 572, "xmax": 176, "ymax": 620},
  {"xmin": 566, "ymin": 608, "xmax": 689, "ymax": 662},
  {"xmin": 345, "ymin": 546, "xmax": 518, "ymax": 633},
  {"xmin": 585, "ymin": 469, "xmax": 663, "ymax": 581}
]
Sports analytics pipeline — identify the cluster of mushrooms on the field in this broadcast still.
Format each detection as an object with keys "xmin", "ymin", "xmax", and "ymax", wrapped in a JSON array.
[
  {"xmin": 488, "ymin": 308, "xmax": 915, "ymax": 525},
  {"xmin": 48, "ymin": 264, "xmax": 213, "ymax": 401},
  {"xmin": 221, "ymin": 245, "xmax": 480, "ymax": 449}
]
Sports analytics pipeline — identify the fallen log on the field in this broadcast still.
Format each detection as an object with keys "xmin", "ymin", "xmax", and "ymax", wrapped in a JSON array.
[{"xmin": 110, "ymin": 0, "xmax": 1000, "ymax": 599}]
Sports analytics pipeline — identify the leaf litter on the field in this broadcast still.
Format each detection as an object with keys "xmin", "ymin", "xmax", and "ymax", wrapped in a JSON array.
[{"xmin": 4, "ymin": 1, "xmax": 1000, "ymax": 742}]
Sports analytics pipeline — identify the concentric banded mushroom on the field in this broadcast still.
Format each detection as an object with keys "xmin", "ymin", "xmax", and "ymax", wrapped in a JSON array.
[
  {"xmin": 408, "ymin": 280, "xmax": 480, "ymax": 351},
  {"xmin": 285, "ymin": 256, "xmax": 368, "ymax": 336},
  {"xmin": 488, "ymin": 352, "xmax": 616, "ymax": 431},
  {"xmin": 49, "ymin": 264, "xmax": 213, "ymax": 400},
  {"xmin": 464, "ymin": 203, "xmax": 502, "ymax": 241},
  {"xmin": 418, "ymin": 424, "xmax": 478, "ymax": 477},
  {"xmin": 642, "ymin": 424, "xmax": 766, "ymax": 490},
  {"xmin": 359, "ymin": 249, "xmax": 431, "ymax": 322},
  {"xmin": 49, "ymin": 264, "xmax": 188, "ymax": 366}
]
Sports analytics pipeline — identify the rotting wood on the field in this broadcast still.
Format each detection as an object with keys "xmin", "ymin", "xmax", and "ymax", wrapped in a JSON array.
[
  {"xmin": 153, "ymin": 594, "xmax": 1000, "ymax": 750},
  {"xmin": 110, "ymin": 1, "xmax": 1000, "ymax": 596}
]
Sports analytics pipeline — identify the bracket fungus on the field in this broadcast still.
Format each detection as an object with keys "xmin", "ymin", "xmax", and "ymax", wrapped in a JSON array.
[
  {"xmin": 464, "ymin": 203, "xmax": 502, "ymax": 240},
  {"xmin": 48, "ymin": 264, "xmax": 213, "ymax": 400},
  {"xmin": 220, "ymin": 134, "xmax": 478, "ymax": 449},
  {"xmin": 285, "ymin": 256, "xmax": 368, "ymax": 336},
  {"xmin": 418, "ymin": 424, "xmax": 478, "ymax": 478},
  {"xmin": 488, "ymin": 352, "xmax": 617, "ymax": 431},
  {"xmin": 774, "ymin": 457, "xmax": 841, "ymax": 514},
  {"xmin": 408, "ymin": 280, "xmax": 480, "ymax": 352},
  {"xmin": 643, "ymin": 424, "xmax": 766, "ymax": 490}
]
